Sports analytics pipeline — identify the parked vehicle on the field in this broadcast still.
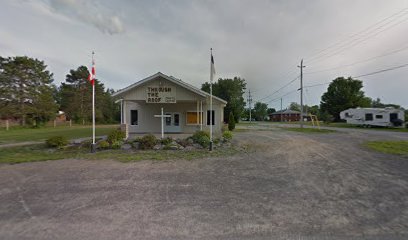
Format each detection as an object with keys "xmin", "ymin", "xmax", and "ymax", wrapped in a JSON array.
[{"xmin": 340, "ymin": 107, "xmax": 405, "ymax": 127}]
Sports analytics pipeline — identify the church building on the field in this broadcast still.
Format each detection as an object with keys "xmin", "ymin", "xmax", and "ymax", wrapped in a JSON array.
[{"xmin": 112, "ymin": 72, "xmax": 227, "ymax": 137}]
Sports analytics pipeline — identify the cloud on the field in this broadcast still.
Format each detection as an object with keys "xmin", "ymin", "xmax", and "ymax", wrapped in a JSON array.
[{"xmin": 48, "ymin": 0, "xmax": 124, "ymax": 34}]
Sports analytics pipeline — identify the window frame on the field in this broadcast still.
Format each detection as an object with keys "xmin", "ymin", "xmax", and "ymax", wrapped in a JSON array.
[
  {"xmin": 365, "ymin": 113, "xmax": 373, "ymax": 121},
  {"xmin": 130, "ymin": 109, "xmax": 139, "ymax": 126},
  {"xmin": 206, "ymin": 110, "xmax": 215, "ymax": 126},
  {"xmin": 185, "ymin": 111, "xmax": 203, "ymax": 126}
]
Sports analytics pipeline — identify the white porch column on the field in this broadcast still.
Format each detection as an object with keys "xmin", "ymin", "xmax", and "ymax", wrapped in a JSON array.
[
  {"xmin": 200, "ymin": 100, "xmax": 203, "ymax": 130},
  {"xmin": 120, "ymin": 100, "xmax": 123, "ymax": 124},
  {"xmin": 123, "ymin": 100, "xmax": 126, "ymax": 124},
  {"xmin": 196, "ymin": 100, "xmax": 199, "ymax": 126}
]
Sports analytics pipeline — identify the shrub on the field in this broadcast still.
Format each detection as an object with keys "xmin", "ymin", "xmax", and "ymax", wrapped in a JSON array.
[
  {"xmin": 222, "ymin": 130, "xmax": 233, "ymax": 141},
  {"xmin": 228, "ymin": 112, "xmax": 235, "ymax": 131},
  {"xmin": 161, "ymin": 137, "xmax": 173, "ymax": 145},
  {"xmin": 98, "ymin": 140, "xmax": 110, "ymax": 149},
  {"xmin": 139, "ymin": 134, "xmax": 158, "ymax": 150},
  {"xmin": 192, "ymin": 131, "xmax": 210, "ymax": 142},
  {"xmin": 107, "ymin": 129, "xmax": 126, "ymax": 143},
  {"xmin": 111, "ymin": 140, "xmax": 123, "ymax": 149},
  {"xmin": 221, "ymin": 125, "xmax": 228, "ymax": 133},
  {"xmin": 192, "ymin": 131, "xmax": 210, "ymax": 148},
  {"xmin": 46, "ymin": 136, "xmax": 68, "ymax": 149},
  {"xmin": 80, "ymin": 139, "xmax": 92, "ymax": 149}
]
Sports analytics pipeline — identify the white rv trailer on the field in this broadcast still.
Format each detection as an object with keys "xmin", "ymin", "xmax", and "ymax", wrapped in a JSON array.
[{"xmin": 340, "ymin": 107, "xmax": 405, "ymax": 127}]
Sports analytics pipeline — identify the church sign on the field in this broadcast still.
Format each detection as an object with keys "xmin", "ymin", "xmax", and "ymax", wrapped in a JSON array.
[{"xmin": 146, "ymin": 86, "xmax": 176, "ymax": 103}]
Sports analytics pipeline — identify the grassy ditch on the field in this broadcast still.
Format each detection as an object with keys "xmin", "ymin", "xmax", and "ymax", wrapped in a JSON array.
[
  {"xmin": 364, "ymin": 141, "xmax": 408, "ymax": 156},
  {"xmin": 0, "ymin": 144, "xmax": 239, "ymax": 164}
]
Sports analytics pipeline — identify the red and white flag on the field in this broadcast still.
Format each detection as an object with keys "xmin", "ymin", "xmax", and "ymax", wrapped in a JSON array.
[{"xmin": 87, "ymin": 60, "xmax": 95, "ymax": 85}]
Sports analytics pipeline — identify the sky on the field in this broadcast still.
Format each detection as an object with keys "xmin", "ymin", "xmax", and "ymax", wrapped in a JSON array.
[{"xmin": 1, "ymin": 0, "xmax": 408, "ymax": 109}]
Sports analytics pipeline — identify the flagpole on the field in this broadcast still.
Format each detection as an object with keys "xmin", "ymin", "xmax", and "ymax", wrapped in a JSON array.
[
  {"xmin": 91, "ymin": 51, "xmax": 96, "ymax": 153},
  {"xmin": 209, "ymin": 48, "xmax": 213, "ymax": 151}
]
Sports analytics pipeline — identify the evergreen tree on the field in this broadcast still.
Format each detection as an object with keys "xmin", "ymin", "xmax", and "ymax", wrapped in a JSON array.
[
  {"xmin": 0, "ymin": 56, "xmax": 57, "ymax": 125},
  {"xmin": 228, "ymin": 112, "xmax": 235, "ymax": 131},
  {"xmin": 58, "ymin": 66, "xmax": 119, "ymax": 124}
]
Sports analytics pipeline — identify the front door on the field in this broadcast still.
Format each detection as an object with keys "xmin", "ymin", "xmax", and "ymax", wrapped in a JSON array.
[{"xmin": 164, "ymin": 112, "xmax": 181, "ymax": 133}]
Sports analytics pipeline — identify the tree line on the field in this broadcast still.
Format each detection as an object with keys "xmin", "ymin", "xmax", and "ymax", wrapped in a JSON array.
[
  {"xmin": 202, "ymin": 76, "xmax": 407, "ymax": 124},
  {"xmin": 0, "ymin": 56, "xmax": 119, "ymax": 126},
  {"xmin": 2, "ymin": 55, "xmax": 405, "ymax": 127}
]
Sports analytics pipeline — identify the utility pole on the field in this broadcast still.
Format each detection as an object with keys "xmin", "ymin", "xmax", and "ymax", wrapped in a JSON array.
[
  {"xmin": 247, "ymin": 89, "xmax": 252, "ymax": 122},
  {"xmin": 280, "ymin": 98, "xmax": 283, "ymax": 122},
  {"xmin": 298, "ymin": 59, "xmax": 306, "ymax": 128}
]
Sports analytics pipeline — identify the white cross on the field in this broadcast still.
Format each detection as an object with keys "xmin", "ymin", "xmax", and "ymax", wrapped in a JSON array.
[{"xmin": 154, "ymin": 107, "xmax": 171, "ymax": 139}]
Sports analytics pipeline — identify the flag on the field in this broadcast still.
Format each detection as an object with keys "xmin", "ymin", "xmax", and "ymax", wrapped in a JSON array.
[
  {"xmin": 210, "ymin": 53, "xmax": 215, "ymax": 82},
  {"xmin": 87, "ymin": 63, "xmax": 95, "ymax": 85}
]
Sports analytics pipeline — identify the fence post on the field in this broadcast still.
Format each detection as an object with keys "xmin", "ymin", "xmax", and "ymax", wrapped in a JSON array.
[
  {"xmin": 69, "ymin": 120, "xmax": 72, "ymax": 127},
  {"xmin": 6, "ymin": 120, "xmax": 9, "ymax": 131},
  {"xmin": 54, "ymin": 120, "xmax": 56, "ymax": 128}
]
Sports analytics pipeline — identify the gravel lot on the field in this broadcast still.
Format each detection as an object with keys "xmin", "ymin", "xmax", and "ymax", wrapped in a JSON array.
[{"xmin": 1, "ymin": 125, "xmax": 408, "ymax": 240}]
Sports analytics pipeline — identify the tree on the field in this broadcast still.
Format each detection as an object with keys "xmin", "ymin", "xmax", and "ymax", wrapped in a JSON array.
[
  {"xmin": 320, "ymin": 77, "xmax": 371, "ymax": 121},
  {"xmin": 253, "ymin": 102, "xmax": 268, "ymax": 121},
  {"xmin": 228, "ymin": 112, "xmax": 235, "ymax": 131},
  {"xmin": 58, "ymin": 66, "xmax": 119, "ymax": 124},
  {"xmin": 201, "ymin": 77, "xmax": 246, "ymax": 123},
  {"xmin": 371, "ymin": 97, "xmax": 401, "ymax": 109},
  {"xmin": 267, "ymin": 108, "xmax": 276, "ymax": 114},
  {"xmin": 0, "ymin": 56, "xmax": 57, "ymax": 125},
  {"xmin": 289, "ymin": 102, "xmax": 300, "ymax": 111}
]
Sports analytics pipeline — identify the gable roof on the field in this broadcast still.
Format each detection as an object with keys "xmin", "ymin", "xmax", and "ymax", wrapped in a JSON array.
[
  {"xmin": 112, "ymin": 72, "xmax": 227, "ymax": 104},
  {"xmin": 270, "ymin": 109, "xmax": 300, "ymax": 115}
]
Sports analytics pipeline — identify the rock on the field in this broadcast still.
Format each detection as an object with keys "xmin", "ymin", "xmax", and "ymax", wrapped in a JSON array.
[
  {"xmin": 183, "ymin": 146, "xmax": 194, "ymax": 151},
  {"xmin": 193, "ymin": 143, "xmax": 203, "ymax": 149},
  {"xmin": 72, "ymin": 139, "xmax": 82, "ymax": 144},
  {"xmin": 153, "ymin": 144, "xmax": 162, "ymax": 150},
  {"xmin": 168, "ymin": 145, "xmax": 179, "ymax": 150},
  {"xmin": 132, "ymin": 142, "xmax": 141, "ymax": 150},
  {"xmin": 121, "ymin": 143, "xmax": 132, "ymax": 150},
  {"xmin": 187, "ymin": 138, "xmax": 194, "ymax": 145},
  {"xmin": 178, "ymin": 145, "xmax": 184, "ymax": 150}
]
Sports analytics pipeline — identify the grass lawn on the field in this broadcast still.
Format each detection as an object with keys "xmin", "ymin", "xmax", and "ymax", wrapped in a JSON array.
[
  {"xmin": 364, "ymin": 141, "xmax": 408, "ymax": 156},
  {"xmin": 0, "ymin": 125, "xmax": 118, "ymax": 144},
  {"xmin": 283, "ymin": 127, "xmax": 337, "ymax": 133},
  {"xmin": 0, "ymin": 144, "xmax": 239, "ymax": 164}
]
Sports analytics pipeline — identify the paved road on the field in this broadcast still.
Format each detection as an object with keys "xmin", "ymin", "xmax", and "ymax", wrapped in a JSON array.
[{"xmin": 1, "ymin": 126, "xmax": 408, "ymax": 239}]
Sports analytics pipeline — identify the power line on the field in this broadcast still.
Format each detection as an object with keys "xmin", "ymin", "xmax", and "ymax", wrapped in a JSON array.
[
  {"xmin": 308, "ymin": 16, "xmax": 408, "ymax": 64},
  {"xmin": 256, "ymin": 75, "xmax": 300, "ymax": 102},
  {"xmin": 306, "ymin": 7, "xmax": 408, "ymax": 63},
  {"xmin": 354, "ymin": 62, "xmax": 408, "ymax": 78},
  {"xmin": 305, "ymin": 43, "xmax": 408, "ymax": 75},
  {"xmin": 303, "ymin": 62, "xmax": 408, "ymax": 89}
]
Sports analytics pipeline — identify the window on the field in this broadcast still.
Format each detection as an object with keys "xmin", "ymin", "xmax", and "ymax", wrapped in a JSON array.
[
  {"xmin": 186, "ymin": 112, "xmax": 203, "ymax": 125},
  {"xmin": 174, "ymin": 114, "xmax": 180, "ymax": 126},
  {"xmin": 375, "ymin": 115, "xmax": 383, "ymax": 119},
  {"xmin": 207, "ymin": 110, "xmax": 215, "ymax": 125},
  {"xmin": 130, "ymin": 110, "xmax": 138, "ymax": 125},
  {"xmin": 165, "ymin": 113, "xmax": 171, "ymax": 126},
  {"xmin": 365, "ymin": 113, "xmax": 373, "ymax": 121}
]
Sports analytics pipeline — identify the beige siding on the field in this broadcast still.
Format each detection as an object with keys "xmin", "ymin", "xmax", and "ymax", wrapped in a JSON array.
[{"xmin": 121, "ymin": 76, "xmax": 225, "ymax": 135}]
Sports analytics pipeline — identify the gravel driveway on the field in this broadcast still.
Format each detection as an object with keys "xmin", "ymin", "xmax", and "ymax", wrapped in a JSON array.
[{"xmin": 1, "ymin": 126, "xmax": 408, "ymax": 239}]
